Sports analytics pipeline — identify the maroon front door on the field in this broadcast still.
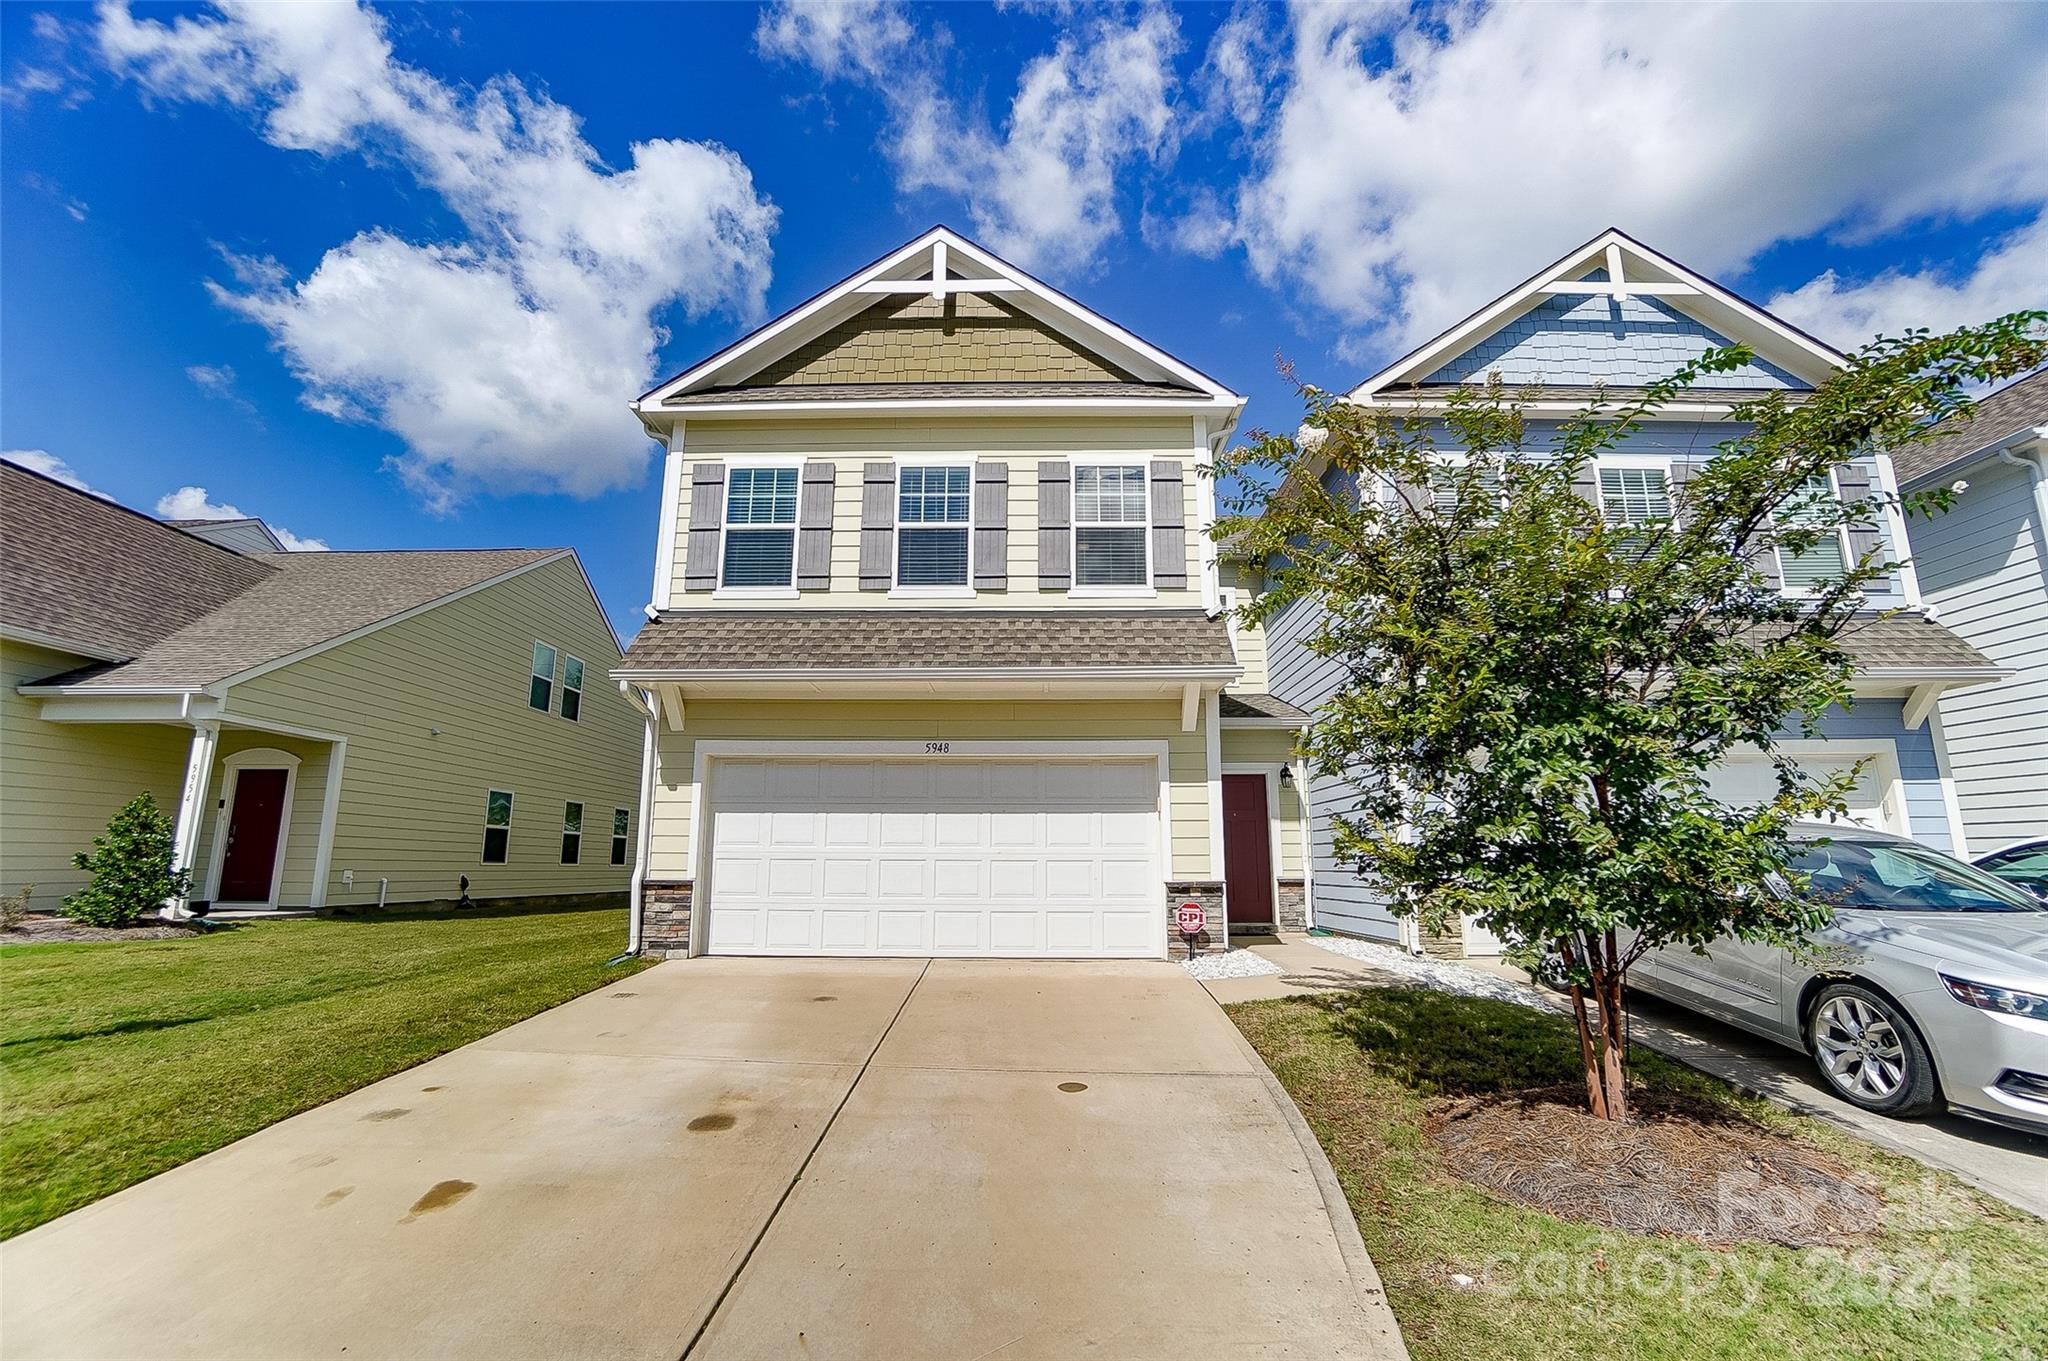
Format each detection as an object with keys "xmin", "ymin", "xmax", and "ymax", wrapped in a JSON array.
[
  {"xmin": 218, "ymin": 769, "xmax": 288, "ymax": 902},
  {"xmin": 1221, "ymin": 773, "xmax": 1275, "ymax": 929}
]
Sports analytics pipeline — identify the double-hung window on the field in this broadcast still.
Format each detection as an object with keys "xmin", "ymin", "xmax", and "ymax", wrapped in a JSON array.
[
  {"xmin": 1597, "ymin": 464, "xmax": 1672, "ymax": 558},
  {"xmin": 561, "ymin": 802, "xmax": 583, "ymax": 865},
  {"xmin": 721, "ymin": 465, "xmax": 799, "ymax": 589},
  {"xmin": 560, "ymin": 656, "xmax": 584, "ymax": 721},
  {"xmin": 896, "ymin": 465, "xmax": 971, "ymax": 588},
  {"xmin": 529, "ymin": 642, "xmax": 556, "ymax": 712},
  {"xmin": 482, "ymin": 790, "xmax": 513, "ymax": 864},
  {"xmin": 1775, "ymin": 473, "xmax": 1849, "ymax": 594},
  {"xmin": 1073, "ymin": 463, "xmax": 1149, "ymax": 587},
  {"xmin": 1428, "ymin": 460, "xmax": 1503, "ymax": 517},
  {"xmin": 610, "ymin": 808, "xmax": 631, "ymax": 866}
]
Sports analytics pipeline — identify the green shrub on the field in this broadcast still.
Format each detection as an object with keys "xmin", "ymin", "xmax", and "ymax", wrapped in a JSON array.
[{"xmin": 64, "ymin": 794, "xmax": 189, "ymax": 928}]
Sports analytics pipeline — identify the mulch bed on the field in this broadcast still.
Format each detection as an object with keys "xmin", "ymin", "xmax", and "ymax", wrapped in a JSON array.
[
  {"xmin": 3, "ymin": 914, "xmax": 217, "ymax": 944},
  {"xmin": 1427, "ymin": 1085, "xmax": 1881, "ymax": 1246}
]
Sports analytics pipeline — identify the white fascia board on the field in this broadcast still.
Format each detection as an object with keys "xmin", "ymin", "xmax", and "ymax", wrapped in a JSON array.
[
  {"xmin": 636, "ymin": 226, "xmax": 1244, "ymax": 409},
  {"xmin": 639, "ymin": 396, "xmax": 1241, "ymax": 420},
  {"xmin": 1895, "ymin": 426, "xmax": 2048, "ymax": 490},
  {"xmin": 1352, "ymin": 395, "xmax": 1770, "ymax": 418},
  {"xmin": 609, "ymin": 664, "xmax": 1242, "ymax": 684},
  {"xmin": 1350, "ymin": 228, "xmax": 1847, "ymax": 401},
  {"xmin": 1219, "ymin": 717, "xmax": 1308, "ymax": 729}
]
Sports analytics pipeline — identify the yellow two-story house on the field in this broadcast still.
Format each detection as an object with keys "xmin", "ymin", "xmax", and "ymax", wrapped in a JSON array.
[{"xmin": 613, "ymin": 228, "xmax": 1307, "ymax": 959}]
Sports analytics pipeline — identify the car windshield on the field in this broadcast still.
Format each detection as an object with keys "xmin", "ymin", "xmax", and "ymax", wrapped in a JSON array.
[
  {"xmin": 1791, "ymin": 840, "xmax": 2045, "ymax": 913},
  {"xmin": 1977, "ymin": 843, "xmax": 2048, "ymax": 881}
]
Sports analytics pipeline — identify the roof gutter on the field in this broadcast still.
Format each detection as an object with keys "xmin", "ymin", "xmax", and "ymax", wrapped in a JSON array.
[
  {"xmin": 1996, "ymin": 433, "xmax": 2048, "ymax": 582},
  {"xmin": 609, "ymin": 663, "xmax": 1241, "ymax": 684}
]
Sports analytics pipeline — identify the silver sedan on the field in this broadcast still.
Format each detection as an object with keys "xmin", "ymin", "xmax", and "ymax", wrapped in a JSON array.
[{"xmin": 1630, "ymin": 825, "xmax": 2048, "ymax": 1133}]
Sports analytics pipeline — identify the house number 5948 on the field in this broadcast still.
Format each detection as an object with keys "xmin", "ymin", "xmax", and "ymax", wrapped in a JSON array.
[{"xmin": 925, "ymin": 741, "xmax": 951, "ymax": 754}]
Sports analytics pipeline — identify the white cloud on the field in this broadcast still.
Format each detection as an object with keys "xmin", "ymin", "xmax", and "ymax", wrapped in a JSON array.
[
  {"xmin": 3, "ymin": 449, "xmax": 96, "ymax": 493},
  {"xmin": 155, "ymin": 485, "xmax": 329, "ymax": 551},
  {"xmin": 758, "ymin": 1, "xmax": 1182, "ymax": 270},
  {"xmin": 1218, "ymin": 2, "xmax": 2048, "ymax": 356},
  {"xmin": 96, "ymin": 1, "xmax": 777, "ymax": 508},
  {"xmin": 1766, "ymin": 215, "xmax": 2048, "ymax": 350}
]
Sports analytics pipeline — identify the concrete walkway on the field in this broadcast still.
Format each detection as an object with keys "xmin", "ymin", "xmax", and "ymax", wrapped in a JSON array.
[
  {"xmin": 1202, "ymin": 935, "xmax": 2047, "ymax": 1220},
  {"xmin": 2, "ymin": 957, "xmax": 1407, "ymax": 1361}
]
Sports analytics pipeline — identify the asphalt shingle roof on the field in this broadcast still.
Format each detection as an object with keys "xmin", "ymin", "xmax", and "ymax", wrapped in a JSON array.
[
  {"xmin": 1890, "ymin": 371, "xmax": 2048, "ymax": 485},
  {"xmin": 1219, "ymin": 692, "xmax": 1308, "ymax": 721},
  {"xmin": 42, "ymin": 549, "xmax": 559, "ymax": 690},
  {"xmin": 2, "ymin": 461, "xmax": 276, "ymax": 660},
  {"xmin": 1831, "ymin": 614, "xmax": 1997, "ymax": 672},
  {"xmin": 619, "ymin": 610, "xmax": 1238, "ymax": 672},
  {"xmin": 5, "ymin": 462, "xmax": 563, "ymax": 691}
]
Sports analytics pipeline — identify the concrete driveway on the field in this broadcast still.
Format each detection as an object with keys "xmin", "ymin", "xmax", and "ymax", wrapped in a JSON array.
[{"xmin": 2, "ymin": 958, "xmax": 1405, "ymax": 1361}]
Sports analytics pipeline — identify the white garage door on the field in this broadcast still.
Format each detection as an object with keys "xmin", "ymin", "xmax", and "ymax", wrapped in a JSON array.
[
  {"xmin": 703, "ymin": 758, "xmax": 1163, "ymax": 957},
  {"xmin": 1704, "ymin": 753, "xmax": 1902, "ymax": 832}
]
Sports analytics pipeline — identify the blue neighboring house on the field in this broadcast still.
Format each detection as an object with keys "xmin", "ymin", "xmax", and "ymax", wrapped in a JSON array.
[
  {"xmin": 1262, "ymin": 228, "xmax": 2007, "ymax": 956},
  {"xmin": 1889, "ymin": 370, "xmax": 2048, "ymax": 855}
]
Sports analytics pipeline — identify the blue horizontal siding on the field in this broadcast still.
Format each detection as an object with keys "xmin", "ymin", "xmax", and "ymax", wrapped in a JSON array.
[{"xmin": 1423, "ymin": 274, "xmax": 1808, "ymax": 390}]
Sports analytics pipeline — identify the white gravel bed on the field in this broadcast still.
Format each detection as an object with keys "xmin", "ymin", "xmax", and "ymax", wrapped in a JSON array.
[
  {"xmin": 1180, "ymin": 949, "xmax": 1287, "ymax": 980},
  {"xmin": 1305, "ymin": 933, "xmax": 1549, "ymax": 1009}
]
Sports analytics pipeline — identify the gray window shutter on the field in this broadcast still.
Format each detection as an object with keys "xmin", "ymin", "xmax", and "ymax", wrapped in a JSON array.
[
  {"xmin": 859, "ymin": 462, "xmax": 894, "ymax": 591},
  {"xmin": 973, "ymin": 461, "xmax": 1008, "ymax": 590},
  {"xmin": 1571, "ymin": 459, "xmax": 1602, "ymax": 514},
  {"xmin": 1149, "ymin": 459, "xmax": 1187, "ymax": 588},
  {"xmin": 796, "ymin": 462, "xmax": 836, "ymax": 591},
  {"xmin": 1668, "ymin": 459, "xmax": 1698, "ymax": 524},
  {"xmin": 1834, "ymin": 460, "xmax": 1894, "ymax": 589},
  {"xmin": 1037, "ymin": 461, "xmax": 1072, "ymax": 590},
  {"xmin": 683, "ymin": 462, "xmax": 725, "ymax": 592},
  {"xmin": 1393, "ymin": 473, "xmax": 1432, "ymax": 513}
]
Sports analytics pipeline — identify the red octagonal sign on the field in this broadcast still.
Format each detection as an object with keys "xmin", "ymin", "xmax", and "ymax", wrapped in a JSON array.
[{"xmin": 1176, "ymin": 902, "xmax": 1207, "ymax": 936}]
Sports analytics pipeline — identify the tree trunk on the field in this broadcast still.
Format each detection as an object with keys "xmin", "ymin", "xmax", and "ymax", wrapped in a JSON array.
[
  {"xmin": 1591, "ymin": 963, "xmax": 1629, "ymax": 1122},
  {"xmin": 1566, "ymin": 981, "xmax": 1610, "ymax": 1121}
]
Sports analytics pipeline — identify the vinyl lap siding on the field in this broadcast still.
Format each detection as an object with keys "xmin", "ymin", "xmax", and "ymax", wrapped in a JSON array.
[
  {"xmin": 1912, "ymin": 458, "xmax": 2048, "ymax": 846},
  {"xmin": 667, "ymin": 416, "xmax": 1206, "ymax": 609},
  {"xmin": 647, "ymin": 698, "xmax": 1214, "ymax": 882},
  {"xmin": 1263, "ymin": 594, "xmax": 1402, "ymax": 941},
  {"xmin": 222, "ymin": 557, "xmax": 640, "ymax": 908},
  {"xmin": 0, "ymin": 641, "xmax": 188, "ymax": 900}
]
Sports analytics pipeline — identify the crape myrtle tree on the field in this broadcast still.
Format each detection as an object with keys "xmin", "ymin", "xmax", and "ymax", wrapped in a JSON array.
[{"xmin": 1217, "ymin": 317, "xmax": 2046, "ymax": 1122}]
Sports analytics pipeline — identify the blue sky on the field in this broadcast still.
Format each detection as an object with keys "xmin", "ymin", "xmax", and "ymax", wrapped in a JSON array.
[{"xmin": 5, "ymin": 2, "xmax": 2044, "ymax": 636}]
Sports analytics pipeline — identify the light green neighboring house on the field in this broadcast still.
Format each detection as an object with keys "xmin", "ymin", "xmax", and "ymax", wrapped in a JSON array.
[
  {"xmin": 613, "ymin": 226, "xmax": 1308, "ymax": 960},
  {"xmin": 1, "ymin": 461, "xmax": 640, "ymax": 916}
]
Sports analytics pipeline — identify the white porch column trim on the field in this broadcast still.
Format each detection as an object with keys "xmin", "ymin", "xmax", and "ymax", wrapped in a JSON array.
[
  {"xmin": 1194, "ymin": 415, "xmax": 1220, "ymax": 617},
  {"xmin": 308, "ymin": 738, "xmax": 347, "ymax": 910},
  {"xmin": 1205, "ymin": 689, "xmax": 1225, "ymax": 897},
  {"xmin": 167, "ymin": 721, "xmax": 219, "ymax": 919},
  {"xmin": 1927, "ymin": 706, "xmax": 1972, "ymax": 860},
  {"xmin": 628, "ymin": 687, "xmax": 659, "ymax": 954},
  {"xmin": 1291, "ymin": 756, "xmax": 1315, "ymax": 930}
]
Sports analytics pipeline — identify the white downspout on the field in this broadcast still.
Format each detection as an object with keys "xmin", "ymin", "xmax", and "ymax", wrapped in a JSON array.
[
  {"xmin": 617, "ymin": 681, "xmax": 660, "ymax": 957},
  {"xmin": 1996, "ymin": 433, "xmax": 2048, "ymax": 579}
]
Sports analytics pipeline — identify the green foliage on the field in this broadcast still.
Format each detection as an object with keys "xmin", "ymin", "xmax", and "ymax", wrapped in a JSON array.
[
  {"xmin": 1218, "ymin": 315, "xmax": 2046, "ymax": 1114},
  {"xmin": 64, "ymin": 794, "xmax": 190, "ymax": 928},
  {"xmin": 0, "ymin": 885, "xmax": 30, "ymax": 931}
]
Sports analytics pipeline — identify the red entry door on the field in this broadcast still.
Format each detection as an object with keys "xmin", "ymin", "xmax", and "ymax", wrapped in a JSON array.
[
  {"xmin": 1221, "ymin": 774, "xmax": 1275, "ymax": 928},
  {"xmin": 219, "ymin": 769, "xmax": 288, "ymax": 902}
]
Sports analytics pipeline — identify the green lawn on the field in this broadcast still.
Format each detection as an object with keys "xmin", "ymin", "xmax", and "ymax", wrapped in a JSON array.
[
  {"xmin": 1231, "ymin": 989, "xmax": 2048, "ymax": 1361},
  {"xmin": 0, "ymin": 906, "xmax": 652, "ymax": 1239}
]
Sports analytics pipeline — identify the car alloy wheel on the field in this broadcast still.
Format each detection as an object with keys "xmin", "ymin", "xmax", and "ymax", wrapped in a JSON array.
[
  {"xmin": 1812, "ymin": 995, "xmax": 1905, "ymax": 1100},
  {"xmin": 1804, "ymin": 982, "xmax": 1941, "ymax": 1118}
]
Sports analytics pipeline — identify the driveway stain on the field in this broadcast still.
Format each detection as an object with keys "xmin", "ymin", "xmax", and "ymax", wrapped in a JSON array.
[
  {"xmin": 1057, "ymin": 1082, "xmax": 1089, "ymax": 1093},
  {"xmin": 317, "ymin": 1187, "xmax": 354, "ymax": 1208},
  {"xmin": 421, "ymin": 1086, "xmax": 444, "ymax": 1093},
  {"xmin": 687, "ymin": 1113, "xmax": 736, "ymax": 1132},
  {"xmin": 610, "ymin": 992, "xmax": 639, "ymax": 998},
  {"xmin": 360, "ymin": 1108, "xmax": 410, "ymax": 1122},
  {"xmin": 290, "ymin": 1153, "xmax": 337, "ymax": 1170},
  {"xmin": 810, "ymin": 995, "xmax": 837, "ymax": 1003},
  {"xmin": 400, "ymin": 1180, "xmax": 476, "ymax": 1223}
]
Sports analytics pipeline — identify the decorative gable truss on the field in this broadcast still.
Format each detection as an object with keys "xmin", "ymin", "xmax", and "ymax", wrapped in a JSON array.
[
  {"xmin": 1355, "ymin": 229, "xmax": 1848, "ymax": 415},
  {"xmin": 634, "ymin": 227, "xmax": 1245, "ymax": 419}
]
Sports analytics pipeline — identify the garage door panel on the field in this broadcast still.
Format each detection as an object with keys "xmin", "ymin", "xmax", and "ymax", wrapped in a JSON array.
[{"xmin": 704, "ymin": 758, "xmax": 1162, "ymax": 958}]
